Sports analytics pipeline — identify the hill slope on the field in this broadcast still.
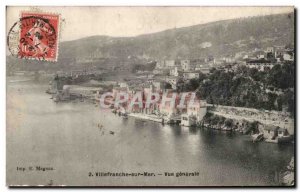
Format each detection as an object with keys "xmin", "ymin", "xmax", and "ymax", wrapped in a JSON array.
[{"xmin": 59, "ymin": 12, "xmax": 294, "ymax": 61}]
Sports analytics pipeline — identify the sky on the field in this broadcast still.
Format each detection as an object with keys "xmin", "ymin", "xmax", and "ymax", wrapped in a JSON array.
[{"xmin": 6, "ymin": 6, "xmax": 293, "ymax": 42}]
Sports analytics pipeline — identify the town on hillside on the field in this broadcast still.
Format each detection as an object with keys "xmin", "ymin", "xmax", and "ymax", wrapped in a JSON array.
[
  {"xmin": 6, "ymin": 7, "xmax": 295, "ymax": 187},
  {"xmin": 44, "ymin": 44, "xmax": 295, "ymax": 144}
]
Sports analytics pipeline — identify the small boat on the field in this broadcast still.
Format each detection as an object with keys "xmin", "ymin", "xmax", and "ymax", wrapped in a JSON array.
[
  {"xmin": 203, "ymin": 123, "xmax": 210, "ymax": 128},
  {"xmin": 222, "ymin": 126, "xmax": 232, "ymax": 131},
  {"xmin": 251, "ymin": 133, "xmax": 264, "ymax": 143},
  {"xmin": 53, "ymin": 96, "xmax": 59, "ymax": 102}
]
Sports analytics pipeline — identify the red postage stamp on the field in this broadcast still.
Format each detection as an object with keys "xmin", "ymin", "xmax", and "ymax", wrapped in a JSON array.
[{"xmin": 16, "ymin": 12, "xmax": 60, "ymax": 61}]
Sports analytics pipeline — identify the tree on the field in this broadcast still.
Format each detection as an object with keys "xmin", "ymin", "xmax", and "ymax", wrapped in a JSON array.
[
  {"xmin": 248, "ymin": 68, "xmax": 260, "ymax": 81},
  {"xmin": 282, "ymin": 90, "xmax": 295, "ymax": 116},
  {"xmin": 188, "ymin": 78, "xmax": 199, "ymax": 91},
  {"xmin": 218, "ymin": 116, "xmax": 226, "ymax": 125},
  {"xmin": 176, "ymin": 78, "xmax": 185, "ymax": 92},
  {"xmin": 198, "ymin": 72, "xmax": 207, "ymax": 82},
  {"xmin": 211, "ymin": 115, "xmax": 220, "ymax": 125},
  {"xmin": 164, "ymin": 82, "xmax": 172, "ymax": 89},
  {"xmin": 250, "ymin": 121, "xmax": 259, "ymax": 134},
  {"xmin": 194, "ymin": 63, "xmax": 294, "ymax": 113},
  {"xmin": 225, "ymin": 119, "xmax": 234, "ymax": 127},
  {"xmin": 277, "ymin": 97, "xmax": 283, "ymax": 111}
]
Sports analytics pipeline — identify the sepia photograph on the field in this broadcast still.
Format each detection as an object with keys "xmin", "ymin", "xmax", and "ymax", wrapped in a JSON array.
[{"xmin": 6, "ymin": 6, "xmax": 295, "ymax": 187}]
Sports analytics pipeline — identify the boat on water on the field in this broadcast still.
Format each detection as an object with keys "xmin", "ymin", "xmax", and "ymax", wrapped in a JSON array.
[
  {"xmin": 222, "ymin": 127, "xmax": 232, "ymax": 131},
  {"xmin": 46, "ymin": 89, "xmax": 57, "ymax": 94},
  {"xmin": 122, "ymin": 112, "xmax": 129, "ymax": 119},
  {"xmin": 251, "ymin": 133, "xmax": 264, "ymax": 142},
  {"xmin": 203, "ymin": 123, "xmax": 210, "ymax": 128}
]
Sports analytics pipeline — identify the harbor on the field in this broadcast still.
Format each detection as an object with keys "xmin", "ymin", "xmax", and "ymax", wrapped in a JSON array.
[
  {"xmin": 5, "ymin": 7, "xmax": 295, "ymax": 187},
  {"xmin": 44, "ymin": 72, "xmax": 294, "ymax": 146},
  {"xmin": 7, "ymin": 80, "xmax": 294, "ymax": 186}
]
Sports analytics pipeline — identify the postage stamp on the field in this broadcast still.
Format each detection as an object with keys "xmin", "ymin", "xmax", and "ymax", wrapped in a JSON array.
[{"xmin": 7, "ymin": 12, "xmax": 60, "ymax": 62}]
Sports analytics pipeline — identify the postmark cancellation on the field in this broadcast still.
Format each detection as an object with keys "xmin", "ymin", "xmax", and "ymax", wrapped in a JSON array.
[{"xmin": 7, "ymin": 11, "xmax": 60, "ymax": 62}]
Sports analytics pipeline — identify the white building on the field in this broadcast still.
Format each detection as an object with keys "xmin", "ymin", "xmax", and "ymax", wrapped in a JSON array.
[
  {"xmin": 152, "ymin": 81, "xmax": 164, "ymax": 91},
  {"xmin": 170, "ymin": 67, "xmax": 179, "ymax": 77},
  {"xmin": 245, "ymin": 62, "xmax": 275, "ymax": 71},
  {"xmin": 156, "ymin": 60, "xmax": 166, "ymax": 69},
  {"xmin": 165, "ymin": 76, "xmax": 180, "ymax": 90},
  {"xmin": 283, "ymin": 53, "xmax": 294, "ymax": 61},
  {"xmin": 165, "ymin": 60, "xmax": 176, "ymax": 68},
  {"xmin": 181, "ymin": 60, "xmax": 191, "ymax": 71},
  {"xmin": 182, "ymin": 72, "xmax": 200, "ymax": 80},
  {"xmin": 266, "ymin": 47, "xmax": 274, "ymax": 53},
  {"xmin": 181, "ymin": 99, "xmax": 207, "ymax": 127}
]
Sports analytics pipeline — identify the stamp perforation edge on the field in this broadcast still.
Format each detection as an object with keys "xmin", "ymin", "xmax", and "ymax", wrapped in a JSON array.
[{"xmin": 16, "ymin": 10, "xmax": 61, "ymax": 62}]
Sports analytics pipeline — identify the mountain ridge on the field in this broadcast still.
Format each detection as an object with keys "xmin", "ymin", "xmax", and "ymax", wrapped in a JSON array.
[{"xmin": 58, "ymin": 12, "xmax": 294, "ymax": 61}]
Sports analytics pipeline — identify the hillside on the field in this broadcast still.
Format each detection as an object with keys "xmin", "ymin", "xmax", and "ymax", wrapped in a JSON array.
[{"xmin": 59, "ymin": 12, "xmax": 294, "ymax": 61}]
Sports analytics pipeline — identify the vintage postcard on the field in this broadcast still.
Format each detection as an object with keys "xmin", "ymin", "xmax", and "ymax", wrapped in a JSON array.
[{"xmin": 6, "ymin": 6, "xmax": 295, "ymax": 187}]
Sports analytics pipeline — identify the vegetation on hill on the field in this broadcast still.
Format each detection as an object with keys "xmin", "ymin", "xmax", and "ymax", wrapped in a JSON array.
[
  {"xmin": 178, "ymin": 62, "xmax": 295, "ymax": 116},
  {"xmin": 7, "ymin": 12, "xmax": 294, "ymax": 72},
  {"xmin": 58, "ymin": 12, "xmax": 294, "ymax": 61}
]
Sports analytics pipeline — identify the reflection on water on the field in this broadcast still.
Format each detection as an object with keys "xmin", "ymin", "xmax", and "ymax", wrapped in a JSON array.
[{"xmin": 6, "ymin": 81, "xmax": 294, "ymax": 186}]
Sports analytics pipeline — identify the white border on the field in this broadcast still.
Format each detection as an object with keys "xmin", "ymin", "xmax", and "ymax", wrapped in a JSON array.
[{"xmin": 1, "ymin": 1, "xmax": 298, "ymax": 192}]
